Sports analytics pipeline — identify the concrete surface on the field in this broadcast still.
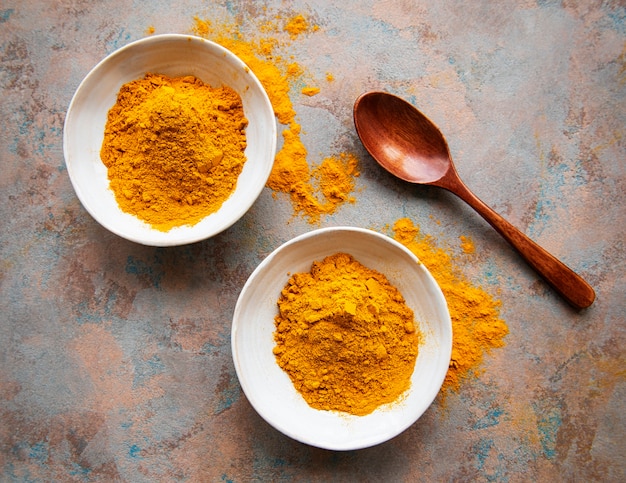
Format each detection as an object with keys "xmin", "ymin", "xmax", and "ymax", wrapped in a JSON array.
[{"xmin": 1, "ymin": 1, "xmax": 624, "ymax": 481}]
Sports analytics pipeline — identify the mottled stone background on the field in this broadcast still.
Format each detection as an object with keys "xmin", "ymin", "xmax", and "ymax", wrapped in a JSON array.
[{"xmin": 1, "ymin": 1, "xmax": 624, "ymax": 481}]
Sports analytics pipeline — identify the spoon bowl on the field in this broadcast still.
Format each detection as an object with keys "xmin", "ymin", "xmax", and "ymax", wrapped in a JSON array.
[
  {"xmin": 354, "ymin": 91, "xmax": 595, "ymax": 310},
  {"xmin": 353, "ymin": 92, "xmax": 451, "ymax": 184}
]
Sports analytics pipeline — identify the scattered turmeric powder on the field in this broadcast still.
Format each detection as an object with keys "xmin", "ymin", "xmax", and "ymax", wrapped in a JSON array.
[
  {"xmin": 301, "ymin": 86, "xmax": 320, "ymax": 96},
  {"xmin": 460, "ymin": 235, "xmax": 475, "ymax": 254},
  {"xmin": 284, "ymin": 14, "xmax": 312, "ymax": 39},
  {"xmin": 313, "ymin": 153, "xmax": 360, "ymax": 205},
  {"xmin": 392, "ymin": 218, "xmax": 508, "ymax": 393},
  {"xmin": 273, "ymin": 253, "xmax": 419, "ymax": 416},
  {"xmin": 192, "ymin": 15, "xmax": 359, "ymax": 223},
  {"xmin": 100, "ymin": 73, "xmax": 247, "ymax": 231}
]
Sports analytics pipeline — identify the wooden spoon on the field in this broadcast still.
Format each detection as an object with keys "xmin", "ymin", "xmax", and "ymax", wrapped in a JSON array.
[{"xmin": 353, "ymin": 91, "xmax": 595, "ymax": 309}]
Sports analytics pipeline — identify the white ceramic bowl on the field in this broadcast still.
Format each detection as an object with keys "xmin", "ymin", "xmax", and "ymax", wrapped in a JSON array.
[
  {"xmin": 64, "ymin": 34, "xmax": 276, "ymax": 246},
  {"xmin": 232, "ymin": 227, "xmax": 452, "ymax": 450}
]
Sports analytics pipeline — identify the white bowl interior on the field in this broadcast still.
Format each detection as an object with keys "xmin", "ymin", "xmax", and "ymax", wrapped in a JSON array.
[
  {"xmin": 64, "ymin": 34, "xmax": 276, "ymax": 246},
  {"xmin": 232, "ymin": 227, "xmax": 452, "ymax": 450}
]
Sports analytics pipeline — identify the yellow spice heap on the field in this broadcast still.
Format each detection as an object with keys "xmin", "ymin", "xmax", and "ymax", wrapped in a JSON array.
[
  {"xmin": 273, "ymin": 253, "xmax": 420, "ymax": 416},
  {"xmin": 100, "ymin": 73, "xmax": 247, "ymax": 231}
]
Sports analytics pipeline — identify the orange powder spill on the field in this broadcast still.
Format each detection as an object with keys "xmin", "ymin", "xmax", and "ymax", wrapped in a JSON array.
[
  {"xmin": 314, "ymin": 153, "xmax": 360, "ymax": 205},
  {"xmin": 284, "ymin": 14, "xmax": 316, "ymax": 39},
  {"xmin": 191, "ymin": 14, "xmax": 358, "ymax": 223},
  {"xmin": 301, "ymin": 86, "xmax": 320, "ymax": 96},
  {"xmin": 460, "ymin": 235, "xmax": 475, "ymax": 254},
  {"xmin": 392, "ymin": 218, "xmax": 508, "ymax": 393}
]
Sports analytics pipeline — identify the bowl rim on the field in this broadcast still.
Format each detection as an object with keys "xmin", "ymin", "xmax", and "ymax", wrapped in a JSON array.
[
  {"xmin": 63, "ymin": 33, "xmax": 276, "ymax": 246},
  {"xmin": 231, "ymin": 226, "xmax": 453, "ymax": 450}
]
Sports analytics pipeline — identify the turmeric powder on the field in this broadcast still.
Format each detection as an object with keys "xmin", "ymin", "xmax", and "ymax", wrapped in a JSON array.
[
  {"xmin": 192, "ymin": 15, "xmax": 359, "ymax": 223},
  {"xmin": 314, "ymin": 153, "xmax": 360, "ymax": 205},
  {"xmin": 273, "ymin": 253, "xmax": 419, "ymax": 416},
  {"xmin": 284, "ymin": 14, "xmax": 315, "ymax": 40},
  {"xmin": 460, "ymin": 235, "xmax": 475, "ymax": 254},
  {"xmin": 100, "ymin": 73, "xmax": 247, "ymax": 231},
  {"xmin": 392, "ymin": 218, "xmax": 508, "ymax": 393},
  {"xmin": 301, "ymin": 86, "xmax": 320, "ymax": 96}
]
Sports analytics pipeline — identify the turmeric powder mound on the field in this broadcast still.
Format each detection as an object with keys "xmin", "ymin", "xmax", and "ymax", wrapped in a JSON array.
[
  {"xmin": 100, "ymin": 73, "xmax": 248, "ymax": 231},
  {"xmin": 191, "ymin": 15, "xmax": 359, "ymax": 223},
  {"xmin": 273, "ymin": 253, "xmax": 420, "ymax": 416},
  {"xmin": 392, "ymin": 218, "xmax": 508, "ymax": 393}
]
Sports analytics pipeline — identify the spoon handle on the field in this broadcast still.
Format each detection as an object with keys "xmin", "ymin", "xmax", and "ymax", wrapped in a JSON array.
[{"xmin": 443, "ymin": 175, "xmax": 595, "ymax": 310}]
